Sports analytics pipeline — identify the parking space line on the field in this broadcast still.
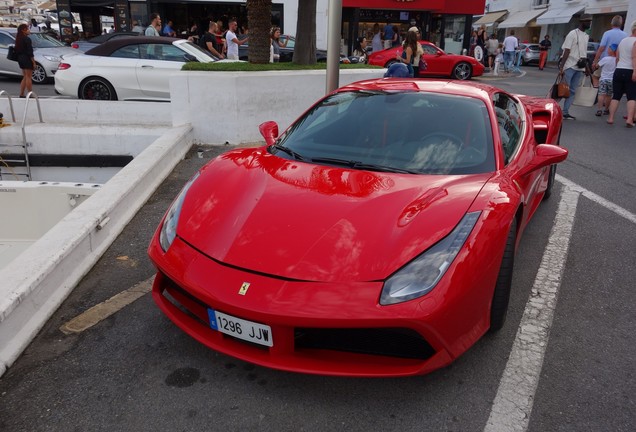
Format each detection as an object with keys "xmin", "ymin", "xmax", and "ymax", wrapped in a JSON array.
[
  {"xmin": 59, "ymin": 276, "xmax": 154, "ymax": 335},
  {"xmin": 484, "ymin": 186, "xmax": 580, "ymax": 432},
  {"xmin": 556, "ymin": 174, "xmax": 636, "ymax": 224}
]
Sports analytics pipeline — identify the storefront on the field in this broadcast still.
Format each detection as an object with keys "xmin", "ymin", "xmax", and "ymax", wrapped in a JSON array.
[
  {"xmin": 55, "ymin": 0, "xmax": 285, "ymax": 41},
  {"xmin": 342, "ymin": 0, "xmax": 485, "ymax": 54}
]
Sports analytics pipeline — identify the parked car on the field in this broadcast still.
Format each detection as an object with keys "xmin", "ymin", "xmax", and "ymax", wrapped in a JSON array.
[
  {"xmin": 367, "ymin": 41, "xmax": 484, "ymax": 80},
  {"xmin": 70, "ymin": 31, "xmax": 140, "ymax": 52},
  {"xmin": 55, "ymin": 36, "xmax": 226, "ymax": 101},
  {"xmin": 148, "ymin": 78, "xmax": 567, "ymax": 377},
  {"xmin": 238, "ymin": 34, "xmax": 328, "ymax": 62},
  {"xmin": 0, "ymin": 27, "xmax": 79, "ymax": 84},
  {"xmin": 518, "ymin": 43, "xmax": 541, "ymax": 66}
]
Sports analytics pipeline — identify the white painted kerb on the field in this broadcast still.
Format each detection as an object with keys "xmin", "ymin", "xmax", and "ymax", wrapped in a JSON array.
[{"xmin": 0, "ymin": 124, "xmax": 193, "ymax": 376}]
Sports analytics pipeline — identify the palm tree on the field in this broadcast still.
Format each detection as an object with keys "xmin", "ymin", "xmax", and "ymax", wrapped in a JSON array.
[
  {"xmin": 293, "ymin": 0, "xmax": 317, "ymax": 64},
  {"xmin": 246, "ymin": 0, "xmax": 272, "ymax": 63}
]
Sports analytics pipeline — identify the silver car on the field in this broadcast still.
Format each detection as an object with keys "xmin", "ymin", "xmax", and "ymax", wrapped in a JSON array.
[
  {"xmin": 519, "ymin": 43, "xmax": 541, "ymax": 66},
  {"xmin": 0, "ymin": 28, "xmax": 78, "ymax": 84}
]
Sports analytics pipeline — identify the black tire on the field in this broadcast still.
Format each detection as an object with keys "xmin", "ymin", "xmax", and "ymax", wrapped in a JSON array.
[
  {"xmin": 32, "ymin": 63, "xmax": 47, "ymax": 84},
  {"xmin": 452, "ymin": 62, "xmax": 472, "ymax": 80},
  {"xmin": 543, "ymin": 164, "xmax": 557, "ymax": 201},
  {"xmin": 490, "ymin": 218, "xmax": 517, "ymax": 332},
  {"xmin": 79, "ymin": 77, "xmax": 118, "ymax": 101}
]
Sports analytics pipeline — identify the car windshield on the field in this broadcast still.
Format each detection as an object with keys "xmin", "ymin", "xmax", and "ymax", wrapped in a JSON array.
[
  {"xmin": 272, "ymin": 90, "xmax": 495, "ymax": 175},
  {"xmin": 29, "ymin": 33, "xmax": 66, "ymax": 48}
]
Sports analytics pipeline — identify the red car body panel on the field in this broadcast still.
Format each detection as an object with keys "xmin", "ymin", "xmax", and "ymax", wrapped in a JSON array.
[
  {"xmin": 148, "ymin": 79, "xmax": 566, "ymax": 377},
  {"xmin": 368, "ymin": 41, "xmax": 485, "ymax": 79}
]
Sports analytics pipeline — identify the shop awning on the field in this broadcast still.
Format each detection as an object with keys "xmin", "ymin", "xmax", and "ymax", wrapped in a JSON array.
[
  {"xmin": 473, "ymin": 10, "xmax": 508, "ymax": 26},
  {"xmin": 585, "ymin": 3, "xmax": 628, "ymax": 14},
  {"xmin": 498, "ymin": 9, "xmax": 546, "ymax": 29},
  {"xmin": 536, "ymin": 4, "xmax": 586, "ymax": 26}
]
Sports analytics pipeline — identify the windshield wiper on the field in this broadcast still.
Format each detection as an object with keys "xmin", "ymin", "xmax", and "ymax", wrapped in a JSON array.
[
  {"xmin": 311, "ymin": 157, "xmax": 419, "ymax": 174},
  {"xmin": 272, "ymin": 144, "xmax": 306, "ymax": 161},
  {"xmin": 352, "ymin": 162, "xmax": 420, "ymax": 174}
]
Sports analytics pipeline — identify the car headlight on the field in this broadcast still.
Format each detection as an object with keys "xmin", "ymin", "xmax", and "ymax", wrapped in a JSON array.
[
  {"xmin": 380, "ymin": 211, "xmax": 481, "ymax": 306},
  {"xmin": 159, "ymin": 172, "xmax": 199, "ymax": 252},
  {"xmin": 42, "ymin": 55, "xmax": 61, "ymax": 62}
]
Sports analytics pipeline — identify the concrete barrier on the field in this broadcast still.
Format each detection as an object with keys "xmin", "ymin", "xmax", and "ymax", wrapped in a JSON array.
[
  {"xmin": 170, "ymin": 69, "xmax": 385, "ymax": 145},
  {"xmin": 0, "ymin": 124, "xmax": 193, "ymax": 376}
]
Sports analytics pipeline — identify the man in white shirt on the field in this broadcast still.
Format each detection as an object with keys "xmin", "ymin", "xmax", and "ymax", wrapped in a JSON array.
[
  {"xmin": 502, "ymin": 30, "xmax": 518, "ymax": 72},
  {"xmin": 29, "ymin": 19, "xmax": 41, "ymax": 33},
  {"xmin": 225, "ymin": 19, "xmax": 248, "ymax": 60},
  {"xmin": 559, "ymin": 14, "xmax": 592, "ymax": 120}
]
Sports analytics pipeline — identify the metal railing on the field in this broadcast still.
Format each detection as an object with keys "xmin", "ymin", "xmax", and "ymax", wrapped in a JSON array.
[{"xmin": 0, "ymin": 90, "xmax": 43, "ymax": 180}]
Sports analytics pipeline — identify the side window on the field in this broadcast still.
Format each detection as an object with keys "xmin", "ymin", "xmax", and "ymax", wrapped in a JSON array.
[
  {"xmin": 112, "ymin": 45, "xmax": 140, "ymax": 59},
  {"xmin": 157, "ymin": 44, "xmax": 186, "ymax": 62},
  {"xmin": 139, "ymin": 44, "xmax": 184, "ymax": 62},
  {"xmin": 493, "ymin": 93, "xmax": 523, "ymax": 164},
  {"xmin": 421, "ymin": 44, "xmax": 438, "ymax": 55},
  {"xmin": 0, "ymin": 33, "xmax": 14, "ymax": 48}
]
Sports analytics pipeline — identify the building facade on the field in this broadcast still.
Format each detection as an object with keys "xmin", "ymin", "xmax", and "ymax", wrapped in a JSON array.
[
  {"xmin": 52, "ymin": 0, "xmax": 485, "ymax": 54},
  {"xmin": 476, "ymin": 0, "xmax": 636, "ymax": 63}
]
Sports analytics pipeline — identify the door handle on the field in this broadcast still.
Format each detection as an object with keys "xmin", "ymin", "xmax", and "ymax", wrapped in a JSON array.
[{"xmin": 141, "ymin": 65, "xmax": 154, "ymax": 68}]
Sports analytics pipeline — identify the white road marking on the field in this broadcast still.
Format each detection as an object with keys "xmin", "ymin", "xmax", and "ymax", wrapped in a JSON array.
[
  {"xmin": 59, "ymin": 276, "xmax": 154, "ymax": 335},
  {"xmin": 485, "ymin": 176, "xmax": 636, "ymax": 432},
  {"xmin": 556, "ymin": 174, "xmax": 636, "ymax": 224},
  {"xmin": 485, "ymin": 187, "xmax": 580, "ymax": 432}
]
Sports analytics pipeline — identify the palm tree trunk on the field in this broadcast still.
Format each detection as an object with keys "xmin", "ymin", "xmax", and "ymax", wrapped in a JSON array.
[
  {"xmin": 294, "ymin": 0, "xmax": 317, "ymax": 64},
  {"xmin": 246, "ymin": 0, "xmax": 272, "ymax": 64}
]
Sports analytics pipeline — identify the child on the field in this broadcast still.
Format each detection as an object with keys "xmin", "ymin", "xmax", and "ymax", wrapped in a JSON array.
[
  {"xmin": 493, "ymin": 43, "xmax": 504, "ymax": 75},
  {"xmin": 595, "ymin": 43, "xmax": 618, "ymax": 116}
]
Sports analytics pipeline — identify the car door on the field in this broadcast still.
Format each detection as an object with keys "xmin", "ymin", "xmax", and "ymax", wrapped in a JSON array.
[
  {"xmin": 419, "ymin": 43, "xmax": 447, "ymax": 76},
  {"xmin": 0, "ymin": 31, "xmax": 22, "ymax": 77},
  {"xmin": 91, "ymin": 43, "xmax": 147, "ymax": 100},
  {"xmin": 136, "ymin": 43, "xmax": 186, "ymax": 99},
  {"xmin": 493, "ymin": 92, "xmax": 545, "ymax": 215}
]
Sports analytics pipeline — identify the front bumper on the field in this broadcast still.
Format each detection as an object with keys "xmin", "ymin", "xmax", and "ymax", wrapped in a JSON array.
[{"xmin": 149, "ymin": 234, "xmax": 495, "ymax": 377}]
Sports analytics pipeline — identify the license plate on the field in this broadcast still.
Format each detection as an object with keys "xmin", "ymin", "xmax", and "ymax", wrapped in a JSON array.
[{"xmin": 208, "ymin": 309, "xmax": 273, "ymax": 347}]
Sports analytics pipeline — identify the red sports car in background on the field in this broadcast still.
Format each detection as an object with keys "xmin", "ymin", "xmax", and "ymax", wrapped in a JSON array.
[
  {"xmin": 149, "ymin": 78, "xmax": 566, "ymax": 377},
  {"xmin": 368, "ymin": 40, "xmax": 485, "ymax": 80}
]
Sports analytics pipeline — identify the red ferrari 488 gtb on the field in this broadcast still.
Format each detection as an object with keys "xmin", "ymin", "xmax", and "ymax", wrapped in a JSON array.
[{"xmin": 149, "ymin": 78, "xmax": 567, "ymax": 377}]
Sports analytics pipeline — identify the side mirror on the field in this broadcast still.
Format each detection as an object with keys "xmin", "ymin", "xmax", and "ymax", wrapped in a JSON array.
[
  {"xmin": 259, "ymin": 121, "xmax": 279, "ymax": 146},
  {"xmin": 519, "ymin": 144, "xmax": 568, "ymax": 177}
]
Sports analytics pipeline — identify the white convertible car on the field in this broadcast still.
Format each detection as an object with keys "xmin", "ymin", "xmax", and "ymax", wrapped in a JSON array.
[{"xmin": 55, "ymin": 36, "xmax": 224, "ymax": 101}]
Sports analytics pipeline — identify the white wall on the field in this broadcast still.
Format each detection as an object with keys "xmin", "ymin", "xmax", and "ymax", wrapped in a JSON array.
[{"xmin": 169, "ymin": 68, "xmax": 385, "ymax": 145}]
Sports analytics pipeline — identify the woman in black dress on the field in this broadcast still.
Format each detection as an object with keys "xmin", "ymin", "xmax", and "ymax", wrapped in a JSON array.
[{"xmin": 14, "ymin": 23, "xmax": 35, "ymax": 98}]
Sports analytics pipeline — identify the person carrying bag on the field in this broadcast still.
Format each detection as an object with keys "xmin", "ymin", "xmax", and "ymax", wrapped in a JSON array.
[{"xmin": 549, "ymin": 72, "xmax": 570, "ymax": 100}]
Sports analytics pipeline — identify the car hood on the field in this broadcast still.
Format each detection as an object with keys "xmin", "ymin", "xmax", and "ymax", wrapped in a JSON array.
[{"xmin": 177, "ymin": 148, "xmax": 492, "ymax": 281}]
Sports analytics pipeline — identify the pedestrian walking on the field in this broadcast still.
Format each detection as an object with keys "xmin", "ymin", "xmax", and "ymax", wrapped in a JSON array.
[
  {"xmin": 539, "ymin": 35, "xmax": 551, "ymax": 70},
  {"xmin": 14, "ymin": 23, "xmax": 35, "ymax": 98},
  {"xmin": 595, "ymin": 44, "xmax": 618, "ymax": 116},
  {"xmin": 607, "ymin": 20, "xmax": 636, "ymax": 127},
  {"xmin": 503, "ymin": 31, "xmax": 518, "ymax": 73},
  {"xmin": 559, "ymin": 14, "xmax": 593, "ymax": 120},
  {"xmin": 145, "ymin": 13, "xmax": 161, "ymax": 36}
]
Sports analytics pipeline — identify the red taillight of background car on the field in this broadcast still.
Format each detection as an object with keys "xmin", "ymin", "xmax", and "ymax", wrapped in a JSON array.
[
  {"xmin": 71, "ymin": 43, "xmax": 79, "ymax": 49},
  {"xmin": 58, "ymin": 63, "xmax": 71, "ymax": 70}
]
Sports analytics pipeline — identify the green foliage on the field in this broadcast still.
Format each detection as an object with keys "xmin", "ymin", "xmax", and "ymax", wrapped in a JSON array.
[{"xmin": 182, "ymin": 62, "xmax": 381, "ymax": 72}]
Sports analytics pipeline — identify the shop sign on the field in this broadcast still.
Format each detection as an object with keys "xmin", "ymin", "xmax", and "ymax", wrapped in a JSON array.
[{"xmin": 56, "ymin": 0, "xmax": 74, "ymax": 44}]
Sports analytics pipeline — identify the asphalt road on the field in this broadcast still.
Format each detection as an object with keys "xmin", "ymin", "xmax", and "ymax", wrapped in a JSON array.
[
  {"xmin": 0, "ymin": 76, "xmax": 61, "ymax": 99},
  {"xmin": 1, "ymin": 66, "xmax": 635, "ymax": 432}
]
